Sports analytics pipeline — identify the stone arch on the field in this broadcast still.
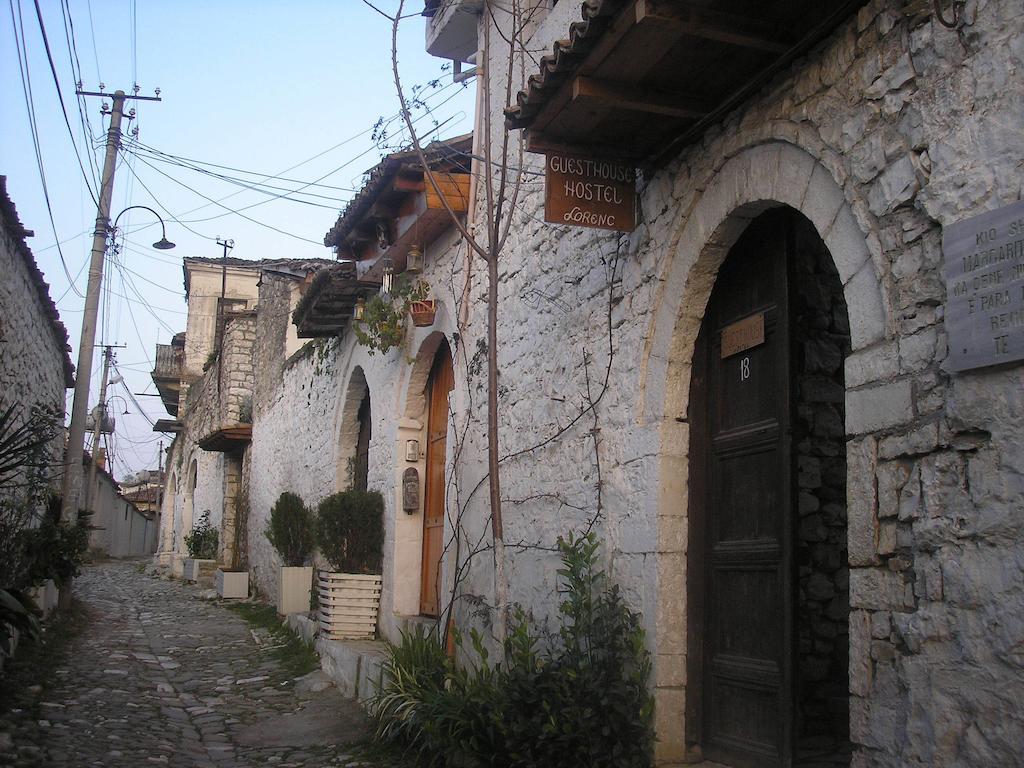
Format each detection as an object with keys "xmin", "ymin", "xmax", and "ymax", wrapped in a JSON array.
[
  {"xmin": 180, "ymin": 457, "xmax": 198, "ymax": 551},
  {"xmin": 402, "ymin": 330, "xmax": 452, "ymax": 421},
  {"xmin": 163, "ymin": 470, "xmax": 178, "ymax": 553},
  {"xmin": 390, "ymin": 330, "xmax": 453, "ymax": 617},
  {"xmin": 335, "ymin": 366, "xmax": 370, "ymax": 492},
  {"xmin": 647, "ymin": 141, "xmax": 885, "ymax": 763}
]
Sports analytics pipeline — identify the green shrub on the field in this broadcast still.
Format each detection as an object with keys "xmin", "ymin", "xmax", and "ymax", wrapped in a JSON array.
[
  {"xmin": 371, "ymin": 532, "xmax": 654, "ymax": 767},
  {"xmin": 23, "ymin": 518, "xmax": 90, "ymax": 589},
  {"xmin": 184, "ymin": 511, "xmax": 218, "ymax": 560},
  {"xmin": 315, "ymin": 490, "xmax": 384, "ymax": 573},
  {"xmin": 265, "ymin": 492, "xmax": 315, "ymax": 567}
]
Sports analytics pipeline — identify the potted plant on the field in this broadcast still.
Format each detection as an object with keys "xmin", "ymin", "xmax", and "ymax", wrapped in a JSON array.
[
  {"xmin": 408, "ymin": 298, "xmax": 436, "ymax": 327},
  {"xmin": 314, "ymin": 490, "xmax": 384, "ymax": 639},
  {"xmin": 353, "ymin": 279, "xmax": 432, "ymax": 354},
  {"xmin": 265, "ymin": 491, "xmax": 316, "ymax": 615},
  {"xmin": 183, "ymin": 511, "xmax": 218, "ymax": 583}
]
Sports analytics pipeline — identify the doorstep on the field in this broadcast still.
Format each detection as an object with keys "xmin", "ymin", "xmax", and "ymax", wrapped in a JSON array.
[{"xmin": 286, "ymin": 613, "xmax": 386, "ymax": 704}]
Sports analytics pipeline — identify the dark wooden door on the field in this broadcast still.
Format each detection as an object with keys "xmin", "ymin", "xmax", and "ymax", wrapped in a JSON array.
[
  {"xmin": 691, "ymin": 211, "xmax": 794, "ymax": 767},
  {"xmin": 420, "ymin": 342, "xmax": 454, "ymax": 617}
]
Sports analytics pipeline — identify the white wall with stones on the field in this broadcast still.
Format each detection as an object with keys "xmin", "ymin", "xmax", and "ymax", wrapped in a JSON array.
[
  {"xmin": 0, "ymin": 184, "xmax": 73, "ymax": 505},
  {"xmin": 456, "ymin": 0, "xmax": 1024, "ymax": 765}
]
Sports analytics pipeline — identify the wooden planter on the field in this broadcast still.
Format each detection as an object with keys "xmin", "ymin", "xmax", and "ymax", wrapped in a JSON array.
[
  {"xmin": 317, "ymin": 572, "xmax": 382, "ymax": 640},
  {"xmin": 409, "ymin": 299, "xmax": 436, "ymax": 327},
  {"xmin": 183, "ymin": 558, "xmax": 217, "ymax": 582},
  {"xmin": 278, "ymin": 566, "xmax": 313, "ymax": 615},
  {"xmin": 215, "ymin": 569, "xmax": 249, "ymax": 599}
]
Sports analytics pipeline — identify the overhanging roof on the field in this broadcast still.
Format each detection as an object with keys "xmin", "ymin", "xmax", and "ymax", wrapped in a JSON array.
[
  {"xmin": 292, "ymin": 263, "xmax": 380, "ymax": 339},
  {"xmin": 506, "ymin": 0, "xmax": 867, "ymax": 164}
]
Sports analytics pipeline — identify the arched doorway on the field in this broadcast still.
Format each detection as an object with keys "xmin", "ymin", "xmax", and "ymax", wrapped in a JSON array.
[
  {"xmin": 420, "ymin": 340, "xmax": 454, "ymax": 617},
  {"xmin": 686, "ymin": 208, "xmax": 850, "ymax": 766},
  {"xmin": 182, "ymin": 458, "xmax": 198, "ymax": 548},
  {"xmin": 336, "ymin": 367, "xmax": 370, "ymax": 492}
]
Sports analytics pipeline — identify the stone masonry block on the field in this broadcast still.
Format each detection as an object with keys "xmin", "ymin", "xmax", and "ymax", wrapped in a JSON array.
[
  {"xmin": 849, "ymin": 609, "xmax": 874, "ymax": 697},
  {"xmin": 848, "ymin": 437, "xmax": 879, "ymax": 566},
  {"xmin": 850, "ymin": 567, "xmax": 914, "ymax": 611},
  {"xmin": 846, "ymin": 379, "xmax": 913, "ymax": 434},
  {"xmin": 845, "ymin": 340, "xmax": 899, "ymax": 388}
]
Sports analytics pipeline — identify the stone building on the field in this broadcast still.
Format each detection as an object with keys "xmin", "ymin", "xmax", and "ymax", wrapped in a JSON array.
[
  {"xmin": 0, "ymin": 176, "xmax": 74, "ymax": 507},
  {"xmin": 152, "ymin": 257, "xmax": 332, "ymax": 574},
  {"xmin": 150, "ymin": 1, "xmax": 1023, "ymax": 765},
  {"xmin": 414, "ymin": 1, "xmax": 1022, "ymax": 766}
]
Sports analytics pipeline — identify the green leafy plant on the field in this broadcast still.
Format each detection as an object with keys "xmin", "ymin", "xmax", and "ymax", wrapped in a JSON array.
[
  {"xmin": 265, "ymin": 491, "xmax": 316, "ymax": 567},
  {"xmin": 0, "ymin": 587, "xmax": 41, "ymax": 657},
  {"xmin": 314, "ymin": 490, "xmax": 384, "ymax": 573},
  {"xmin": 371, "ymin": 532, "xmax": 654, "ymax": 767},
  {"xmin": 353, "ymin": 279, "xmax": 430, "ymax": 356},
  {"xmin": 22, "ymin": 507, "xmax": 93, "ymax": 589},
  {"xmin": 184, "ymin": 510, "xmax": 219, "ymax": 560}
]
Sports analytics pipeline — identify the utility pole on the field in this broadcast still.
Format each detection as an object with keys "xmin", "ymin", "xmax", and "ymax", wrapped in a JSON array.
[
  {"xmin": 83, "ymin": 345, "xmax": 117, "ymax": 515},
  {"xmin": 61, "ymin": 88, "xmax": 161, "ymax": 522}
]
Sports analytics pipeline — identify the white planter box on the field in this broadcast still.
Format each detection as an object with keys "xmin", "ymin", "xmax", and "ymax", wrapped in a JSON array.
[
  {"xmin": 215, "ymin": 569, "xmax": 249, "ymax": 599},
  {"xmin": 278, "ymin": 566, "xmax": 313, "ymax": 615},
  {"xmin": 318, "ymin": 572, "xmax": 382, "ymax": 640},
  {"xmin": 183, "ymin": 558, "xmax": 217, "ymax": 582}
]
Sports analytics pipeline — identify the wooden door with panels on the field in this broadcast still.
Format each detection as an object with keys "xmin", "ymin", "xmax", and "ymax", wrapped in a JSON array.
[
  {"xmin": 420, "ymin": 341, "xmax": 454, "ymax": 617},
  {"xmin": 687, "ymin": 210, "xmax": 795, "ymax": 767}
]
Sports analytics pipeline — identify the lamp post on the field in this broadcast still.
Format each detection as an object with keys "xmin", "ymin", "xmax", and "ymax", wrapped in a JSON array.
[{"xmin": 61, "ymin": 205, "xmax": 174, "ymax": 522}]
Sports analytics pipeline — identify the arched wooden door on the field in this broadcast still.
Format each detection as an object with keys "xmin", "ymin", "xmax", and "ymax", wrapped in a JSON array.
[
  {"xmin": 421, "ymin": 341, "xmax": 453, "ymax": 617},
  {"xmin": 688, "ymin": 210, "xmax": 794, "ymax": 767}
]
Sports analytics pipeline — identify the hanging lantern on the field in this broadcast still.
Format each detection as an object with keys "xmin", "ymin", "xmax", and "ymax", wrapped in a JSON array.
[
  {"xmin": 406, "ymin": 244, "xmax": 424, "ymax": 274},
  {"xmin": 354, "ymin": 296, "xmax": 366, "ymax": 321},
  {"xmin": 381, "ymin": 256, "xmax": 394, "ymax": 295}
]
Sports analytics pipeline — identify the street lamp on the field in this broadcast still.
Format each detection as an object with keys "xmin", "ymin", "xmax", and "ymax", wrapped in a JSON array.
[
  {"xmin": 62, "ymin": 206, "xmax": 175, "ymax": 522},
  {"xmin": 112, "ymin": 205, "xmax": 176, "ymax": 250}
]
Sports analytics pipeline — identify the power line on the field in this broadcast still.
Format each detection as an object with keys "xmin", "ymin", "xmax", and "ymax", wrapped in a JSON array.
[
  {"xmin": 8, "ymin": 0, "xmax": 85, "ymax": 297},
  {"xmin": 31, "ymin": 0, "xmax": 100, "ymax": 204}
]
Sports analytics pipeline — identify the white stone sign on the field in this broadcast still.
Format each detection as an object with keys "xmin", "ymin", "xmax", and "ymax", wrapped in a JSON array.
[{"xmin": 943, "ymin": 200, "xmax": 1024, "ymax": 372}]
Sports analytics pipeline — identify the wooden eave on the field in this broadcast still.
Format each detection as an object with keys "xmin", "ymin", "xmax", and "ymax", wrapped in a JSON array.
[
  {"xmin": 197, "ymin": 424, "xmax": 252, "ymax": 452},
  {"xmin": 505, "ymin": 0, "xmax": 868, "ymax": 165},
  {"xmin": 150, "ymin": 370, "xmax": 181, "ymax": 417},
  {"xmin": 153, "ymin": 418, "xmax": 183, "ymax": 434},
  {"xmin": 293, "ymin": 265, "xmax": 381, "ymax": 339}
]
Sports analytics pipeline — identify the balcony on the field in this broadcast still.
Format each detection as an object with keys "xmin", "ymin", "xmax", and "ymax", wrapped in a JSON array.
[
  {"xmin": 424, "ymin": 0, "xmax": 483, "ymax": 62},
  {"xmin": 186, "ymin": 311, "xmax": 256, "ymax": 453},
  {"xmin": 151, "ymin": 333, "xmax": 185, "ymax": 416}
]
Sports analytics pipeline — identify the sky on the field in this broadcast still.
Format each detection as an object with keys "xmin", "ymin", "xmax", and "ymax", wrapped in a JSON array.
[{"xmin": 1, "ymin": 1, "xmax": 475, "ymax": 481}]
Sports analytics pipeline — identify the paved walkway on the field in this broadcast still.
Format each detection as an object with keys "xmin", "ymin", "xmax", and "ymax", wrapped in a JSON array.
[{"xmin": 0, "ymin": 561, "xmax": 388, "ymax": 767}]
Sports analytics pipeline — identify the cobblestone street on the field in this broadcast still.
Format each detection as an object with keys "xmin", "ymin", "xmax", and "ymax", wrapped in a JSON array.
[{"xmin": 0, "ymin": 561, "xmax": 388, "ymax": 767}]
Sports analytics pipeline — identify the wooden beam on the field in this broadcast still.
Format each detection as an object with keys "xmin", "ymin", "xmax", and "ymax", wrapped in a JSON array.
[
  {"xmin": 642, "ymin": 0, "xmax": 792, "ymax": 54},
  {"xmin": 525, "ymin": 131, "xmax": 646, "ymax": 162},
  {"xmin": 572, "ymin": 76, "xmax": 709, "ymax": 120},
  {"xmin": 392, "ymin": 175, "xmax": 426, "ymax": 193}
]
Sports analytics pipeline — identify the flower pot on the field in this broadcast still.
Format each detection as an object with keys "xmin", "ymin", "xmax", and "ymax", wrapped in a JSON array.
[
  {"xmin": 409, "ymin": 299, "xmax": 436, "ymax": 328},
  {"xmin": 215, "ymin": 569, "xmax": 249, "ymax": 599},
  {"xmin": 317, "ymin": 572, "xmax": 382, "ymax": 640},
  {"xmin": 183, "ymin": 558, "xmax": 217, "ymax": 583},
  {"xmin": 278, "ymin": 566, "xmax": 313, "ymax": 615}
]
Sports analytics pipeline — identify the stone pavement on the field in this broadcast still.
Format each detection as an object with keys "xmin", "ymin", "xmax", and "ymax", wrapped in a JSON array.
[{"xmin": 0, "ymin": 561, "xmax": 391, "ymax": 767}]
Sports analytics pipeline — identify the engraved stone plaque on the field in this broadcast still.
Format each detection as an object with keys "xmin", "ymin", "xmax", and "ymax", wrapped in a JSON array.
[{"xmin": 943, "ymin": 200, "xmax": 1024, "ymax": 372}]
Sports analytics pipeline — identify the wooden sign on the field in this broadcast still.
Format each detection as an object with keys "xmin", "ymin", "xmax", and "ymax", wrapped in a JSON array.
[
  {"xmin": 545, "ymin": 154, "xmax": 636, "ymax": 232},
  {"xmin": 943, "ymin": 200, "xmax": 1024, "ymax": 371},
  {"xmin": 721, "ymin": 312, "xmax": 765, "ymax": 359}
]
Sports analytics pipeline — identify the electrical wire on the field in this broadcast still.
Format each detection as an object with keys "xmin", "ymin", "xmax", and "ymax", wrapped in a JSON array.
[
  {"xmin": 59, "ymin": 0, "xmax": 102, "ymax": 191},
  {"xmin": 8, "ymin": 0, "xmax": 85, "ymax": 298},
  {"xmin": 31, "ymin": 0, "xmax": 100, "ymax": 205}
]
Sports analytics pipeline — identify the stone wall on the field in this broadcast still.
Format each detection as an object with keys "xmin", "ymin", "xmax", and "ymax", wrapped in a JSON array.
[
  {"xmin": 464, "ymin": 1, "xmax": 1024, "ymax": 765},
  {"xmin": 0, "ymin": 181, "xmax": 73, "ymax": 506}
]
